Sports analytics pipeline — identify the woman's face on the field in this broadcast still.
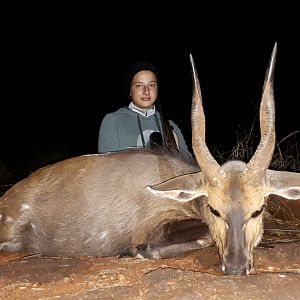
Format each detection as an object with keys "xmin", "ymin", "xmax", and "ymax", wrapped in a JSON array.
[{"xmin": 130, "ymin": 70, "xmax": 158, "ymax": 109}]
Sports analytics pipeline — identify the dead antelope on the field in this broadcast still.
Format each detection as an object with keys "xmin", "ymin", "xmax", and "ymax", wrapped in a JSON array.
[{"xmin": 0, "ymin": 43, "xmax": 299, "ymax": 275}]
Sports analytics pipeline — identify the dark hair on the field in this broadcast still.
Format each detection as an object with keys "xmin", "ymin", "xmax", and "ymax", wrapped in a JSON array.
[{"xmin": 125, "ymin": 60, "xmax": 159, "ymax": 97}]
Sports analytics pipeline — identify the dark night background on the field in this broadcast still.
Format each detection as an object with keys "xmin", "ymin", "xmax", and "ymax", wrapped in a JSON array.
[{"xmin": 1, "ymin": 7, "xmax": 299, "ymax": 184}]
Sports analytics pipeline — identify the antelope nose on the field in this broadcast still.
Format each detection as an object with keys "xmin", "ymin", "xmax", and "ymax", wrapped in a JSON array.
[
  {"xmin": 223, "ymin": 261, "xmax": 249, "ymax": 275},
  {"xmin": 224, "ymin": 266, "xmax": 246, "ymax": 275}
]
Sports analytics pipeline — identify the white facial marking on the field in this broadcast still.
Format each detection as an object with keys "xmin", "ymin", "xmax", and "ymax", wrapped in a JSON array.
[{"xmin": 6, "ymin": 217, "xmax": 13, "ymax": 222}]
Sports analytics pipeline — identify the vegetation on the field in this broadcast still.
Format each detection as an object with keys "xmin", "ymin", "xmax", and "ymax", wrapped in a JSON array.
[{"xmin": 214, "ymin": 126, "xmax": 299, "ymax": 173}]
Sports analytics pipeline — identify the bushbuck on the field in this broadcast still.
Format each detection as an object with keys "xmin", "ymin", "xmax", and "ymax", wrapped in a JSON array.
[{"xmin": 0, "ymin": 43, "xmax": 299, "ymax": 275}]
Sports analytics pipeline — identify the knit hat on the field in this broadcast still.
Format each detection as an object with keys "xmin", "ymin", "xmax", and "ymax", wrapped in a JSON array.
[{"xmin": 125, "ymin": 60, "xmax": 159, "ymax": 97}]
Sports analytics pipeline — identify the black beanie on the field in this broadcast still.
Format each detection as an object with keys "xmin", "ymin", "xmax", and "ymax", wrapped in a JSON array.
[{"xmin": 125, "ymin": 60, "xmax": 159, "ymax": 97}]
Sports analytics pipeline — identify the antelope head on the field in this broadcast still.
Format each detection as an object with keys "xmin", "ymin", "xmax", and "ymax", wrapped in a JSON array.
[{"xmin": 147, "ymin": 43, "xmax": 300, "ymax": 275}]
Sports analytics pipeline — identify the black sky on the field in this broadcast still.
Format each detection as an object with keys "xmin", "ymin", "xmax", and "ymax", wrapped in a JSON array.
[{"xmin": 2, "ymin": 9, "xmax": 299, "ymax": 181}]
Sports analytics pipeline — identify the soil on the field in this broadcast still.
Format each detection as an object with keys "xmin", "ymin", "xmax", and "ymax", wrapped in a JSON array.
[{"xmin": 0, "ymin": 199, "xmax": 299, "ymax": 299}]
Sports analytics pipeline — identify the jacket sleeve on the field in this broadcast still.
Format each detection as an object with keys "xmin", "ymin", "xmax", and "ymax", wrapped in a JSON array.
[
  {"xmin": 169, "ymin": 120, "xmax": 194, "ymax": 161},
  {"xmin": 98, "ymin": 114, "xmax": 120, "ymax": 153}
]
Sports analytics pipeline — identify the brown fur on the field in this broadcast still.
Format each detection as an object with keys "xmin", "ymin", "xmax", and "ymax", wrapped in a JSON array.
[{"xmin": 1, "ymin": 45, "xmax": 299, "ymax": 276}]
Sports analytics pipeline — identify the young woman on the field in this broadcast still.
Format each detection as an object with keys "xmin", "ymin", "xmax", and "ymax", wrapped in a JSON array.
[{"xmin": 98, "ymin": 60, "xmax": 193, "ymax": 162}]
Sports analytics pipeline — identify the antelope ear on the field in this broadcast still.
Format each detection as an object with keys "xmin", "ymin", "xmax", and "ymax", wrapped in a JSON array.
[
  {"xmin": 266, "ymin": 170, "xmax": 300, "ymax": 200},
  {"xmin": 147, "ymin": 172, "xmax": 207, "ymax": 202}
]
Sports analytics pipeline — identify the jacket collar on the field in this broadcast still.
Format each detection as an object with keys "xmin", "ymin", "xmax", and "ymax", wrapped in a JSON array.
[{"xmin": 128, "ymin": 102, "xmax": 156, "ymax": 117}]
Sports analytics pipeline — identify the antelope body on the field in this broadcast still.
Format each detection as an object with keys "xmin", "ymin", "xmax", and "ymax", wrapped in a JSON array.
[{"xmin": 0, "ymin": 43, "xmax": 299, "ymax": 275}]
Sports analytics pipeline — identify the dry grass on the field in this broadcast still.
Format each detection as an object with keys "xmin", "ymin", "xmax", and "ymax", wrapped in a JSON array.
[
  {"xmin": 271, "ymin": 132, "xmax": 300, "ymax": 172},
  {"xmin": 215, "ymin": 126, "xmax": 299, "ymax": 173},
  {"xmin": 214, "ymin": 127, "xmax": 300, "ymax": 224}
]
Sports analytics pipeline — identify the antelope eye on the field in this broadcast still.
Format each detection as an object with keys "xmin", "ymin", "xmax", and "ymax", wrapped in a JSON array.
[
  {"xmin": 251, "ymin": 206, "xmax": 265, "ymax": 218},
  {"xmin": 208, "ymin": 205, "xmax": 221, "ymax": 217}
]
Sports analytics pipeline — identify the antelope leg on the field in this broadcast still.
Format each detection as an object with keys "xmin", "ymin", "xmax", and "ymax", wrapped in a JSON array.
[{"xmin": 135, "ymin": 236, "xmax": 214, "ymax": 259}]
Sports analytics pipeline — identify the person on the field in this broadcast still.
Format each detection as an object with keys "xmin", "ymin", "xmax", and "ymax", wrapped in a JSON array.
[{"xmin": 98, "ymin": 60, "xmax": 193, "ymax": 161}]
